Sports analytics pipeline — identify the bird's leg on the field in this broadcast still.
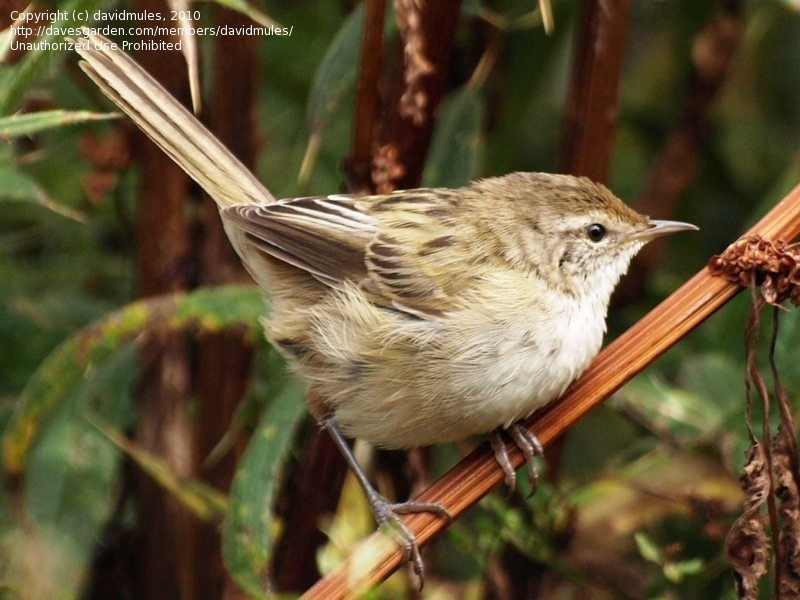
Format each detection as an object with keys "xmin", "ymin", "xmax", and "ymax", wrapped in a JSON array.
[
  {"xmin": 491, "ymin": 422, "xmax": 544, "ymax": 497},
  {"xmin": 321, "ymin": 416, "xmax": 451, "ymax": 585}
]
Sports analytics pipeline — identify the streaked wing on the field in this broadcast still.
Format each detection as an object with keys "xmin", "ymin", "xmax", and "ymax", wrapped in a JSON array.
[
  {"xmin": 363, "ymin": 190, "xmax": 476, "ymax": 317},
  {"xmin": 223, "ymin": 190, "xmax": 480, "ymax": 318},
  {"xmin": 221, "ymin": 196, "xmax": 377, "ymax": 287}
]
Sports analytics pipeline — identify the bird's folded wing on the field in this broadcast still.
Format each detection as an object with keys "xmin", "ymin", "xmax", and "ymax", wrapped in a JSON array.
[
  {"xmin": 222, "ymin": 196, "xmax": 376, "ymax": 288},
  {"xmin": 362, "ymin": 191, "xmax": 477, "ymax": 318},
  {"xmin": 224, "ymin": 191, "xmax": 479, "ymax": 318}
]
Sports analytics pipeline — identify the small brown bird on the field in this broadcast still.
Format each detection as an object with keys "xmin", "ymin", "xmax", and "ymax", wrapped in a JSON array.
[{"xmin": 73, "ymin": 32, "xmax": 697, "ymax": 581}]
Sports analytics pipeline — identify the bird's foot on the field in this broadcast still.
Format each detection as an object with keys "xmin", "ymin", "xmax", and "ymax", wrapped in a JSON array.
[
  {"xmin": 491, "ymin": 422, "xmax": 544, "ymax": 497},
  {"xmin": 363, "ymin": 486, "xmax": 451, "ymax": 584},
  {"xmin": 321, "ymin": 416, "xmax": 451, "ymax": 589}
]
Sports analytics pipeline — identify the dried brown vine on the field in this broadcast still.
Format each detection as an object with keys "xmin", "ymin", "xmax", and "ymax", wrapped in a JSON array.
[{"xmin": 711, "ymin": 235, "xmax": 800, "ymax": 598}]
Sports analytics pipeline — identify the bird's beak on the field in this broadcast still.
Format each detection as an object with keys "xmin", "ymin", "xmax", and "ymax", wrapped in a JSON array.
[{"xmin": 632, "ymin": 219, "xmax": 698, "ymax": 241}]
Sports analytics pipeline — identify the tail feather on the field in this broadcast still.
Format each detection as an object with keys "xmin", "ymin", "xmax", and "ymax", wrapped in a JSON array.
[{"xmin": 73, "ymin": 32, "xmax": 275, "ymax": 209}]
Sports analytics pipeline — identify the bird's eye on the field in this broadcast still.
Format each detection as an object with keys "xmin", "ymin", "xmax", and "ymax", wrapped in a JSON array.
[{"xmin": 586, "ymin": 223, "xmax": 606, "ymax": 242}]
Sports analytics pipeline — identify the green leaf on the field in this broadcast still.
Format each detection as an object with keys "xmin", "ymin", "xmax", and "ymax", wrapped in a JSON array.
[
  {"xmin": 0, "ymin": 110, "xmax": 118, "ymax": 140},
  {"xmin": 299, "ymin": 4, "xmax": 373, "ymax": 184},
  {"xmin": 0, "ymin": 145, "xmax": 48, "ymax": 203},
  {"xmin": 305, "ymin": 3, "xmax": 363, "ymax": 134},
  {"xmin": 89, "ymin": 415, "xmax": 228, "ymax": 522},
  {"xmin": 2, "ymin": 285, "xmax": 264, "ymax": 475},
  {"xmin": 663, "ymin": 558, "xmax": 704, "ymax": 583},
  {"xmin": 634, "ymin": 531, "xmax": 663, "ymax": 564},
  {"xmin": 222, "ymin": 379, "xmax": 307, "ymax": 598},
  {"xmin": 0, "ymin": 145, "xmax": 86, "ymax": 221},
  {"xmin": 422, "ymin": 85, "xmax": 485, "ymax": 189},
  {"xmin": 11, "ymin": 344, "xmax": 138, "ymax": 598}
]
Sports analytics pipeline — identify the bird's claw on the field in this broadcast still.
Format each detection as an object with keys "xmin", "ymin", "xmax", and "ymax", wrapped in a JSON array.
[
  {"xmin": 491, "ymin": 423, "xmax": 544, "ymax": 497},
  {"xmin": 365, "ymin": 489, "xmax": 451, "ymax": 589},
  {"xmin": 491, "ymin": 432, "xmax": 517, "ymax": 493}
]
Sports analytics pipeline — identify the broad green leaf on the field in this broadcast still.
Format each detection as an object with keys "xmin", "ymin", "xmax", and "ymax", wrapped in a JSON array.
[
  {"xmin": 422, "ymin": 85, "xmax": 485, "ymax": 189},
  {"xmin": 10, "ymin": 344, "xmax": 138, "ymax": 599},
  {"xmin": 222, "ymin": 379, "xmax": 307, "ymax": 598},
  {"xmin": 297, "ymin": 2, "xmax": 363, "ymax": 184},
  {"xmin": 3, "ymin": 285, "xmax": 264, "ymax": 474},
  {"xmin": 302, "ymin": 1, "xmax": 396, "ymax": 182},
  {"xmin": 23, "ymin": 344, "xmax": 137, "ymax": 528},
  {"xmin": 0, "ymin": 110, "xmax": 118, "ymax": 140}
]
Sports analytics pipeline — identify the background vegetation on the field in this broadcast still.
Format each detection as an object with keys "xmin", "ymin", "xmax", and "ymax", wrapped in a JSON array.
[{"xmin": 2, "ymin": 0, "xmax": 800, "ymax": 598}]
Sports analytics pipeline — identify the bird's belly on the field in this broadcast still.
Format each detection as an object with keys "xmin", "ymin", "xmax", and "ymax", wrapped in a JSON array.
[
  {"xmin": 330, "ymin": 301, "xmax": 606, "ymax": 449},
  {"xmin": 437, "ymin": 311, "xmax": 603, "ymax": 439}
]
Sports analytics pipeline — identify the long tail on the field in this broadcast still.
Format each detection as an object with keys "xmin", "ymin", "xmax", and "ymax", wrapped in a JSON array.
[{"xmin": 73, "ymin": 31, "xmax": 275, "ymax": 209}]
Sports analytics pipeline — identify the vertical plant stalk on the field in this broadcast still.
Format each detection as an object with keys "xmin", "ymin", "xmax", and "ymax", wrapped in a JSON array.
[
  {"xmin": 301, "ymin": 182, "xmax": 800, "ymax": 600},
  {"xmin": 130, "ymin": 0, "xmax": 194, "ymax": 596},
  {"xmin": 345, "ymin": 0, "xmax": 387, "ymax": 194},
  {"xmin": 771, "ymin": 308, "xmax": 800, "ymax": 596},
  {"xmin": 558, "ymin": 0, "xmax": 630, "ymax": 182},
  {"xmin": 377, "ymin": 0, "xmax": 463, "ymax": 191},
  {"xmin": 744, "ymin": 289, "xmax": 781, "ymax": 596},
  {"xmin": 191, "ymin": 7, "xmax": 259, "ymax": 597}
]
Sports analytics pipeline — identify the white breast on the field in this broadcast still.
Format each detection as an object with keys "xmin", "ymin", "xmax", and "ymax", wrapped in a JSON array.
[{"xmin": 440, "ymin": 288, "xmax": 606, "ymax": 438}]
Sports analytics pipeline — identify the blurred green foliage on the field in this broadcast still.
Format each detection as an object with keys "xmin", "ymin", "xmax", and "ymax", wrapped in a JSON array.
[{"xmin": 1, "ymin": 0, "xmax": 800, "ymax": 598}]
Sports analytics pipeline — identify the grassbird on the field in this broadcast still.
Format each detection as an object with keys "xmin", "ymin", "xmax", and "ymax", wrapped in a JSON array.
[{"xmin": 73, "ymin": 32, "xmax": 697, "ymax": 582}]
